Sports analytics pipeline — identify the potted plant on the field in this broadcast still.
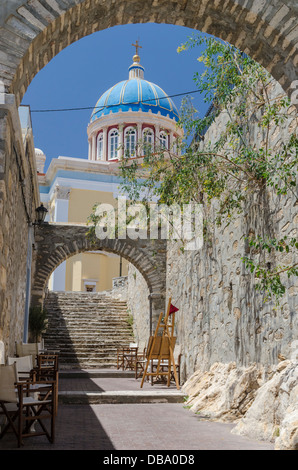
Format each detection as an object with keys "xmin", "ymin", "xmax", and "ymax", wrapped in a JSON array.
[{"xmin": 28, "ymin": 305, "xmax": 48, "ymax": 343}]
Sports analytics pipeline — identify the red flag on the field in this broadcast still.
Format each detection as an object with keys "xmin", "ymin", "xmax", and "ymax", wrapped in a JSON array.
[{"xmin": 169, "ymin": 303, "xmax": 179, "ymax": 315}]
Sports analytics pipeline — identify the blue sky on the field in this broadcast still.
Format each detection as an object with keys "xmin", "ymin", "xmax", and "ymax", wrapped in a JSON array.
[{"xmin": 21, "ymin": 23, "xmax": 210, "ymax": 172}]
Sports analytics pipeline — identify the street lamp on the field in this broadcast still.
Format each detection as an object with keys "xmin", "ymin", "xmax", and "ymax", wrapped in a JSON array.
[{"xmin": 35, "ymin": 203, "xmax": 48, "ymax": 224}]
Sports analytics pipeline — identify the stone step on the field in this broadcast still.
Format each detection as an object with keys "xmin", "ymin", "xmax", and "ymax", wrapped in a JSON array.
[
  {"xmin": 58, "ymin": 390, "xmax": 185, "ymax": 404},
  {"xmin": 44, "ymin": 332, "xmax": 133, "ymax": 339},
  {"xmin": 57, "ymin": 354, "xmax": 118, "ymax": 362},
  {"xmin": 46, "ymin": 312, "xmax": 129, "ymax": 317},
  {"xmin": 57, "ymin": 368, "xmax": 185, "ymax": 401},
  {"xmin": 52, "ymin": 322, "xmax": 129, "ymax": 325},
  {"xmin": 46, "ymin": 326, "xmax": 130, "ymax": 330},
  {"xmin": 44, "ymin": 290, "xmax": 134, "ymax": 369},
  {"xmin": 59, "ymin": 363, "xmax": 119, "ymax": 369},
  {"xmin": 44, "ymin": 339, "xmax": 132, "ymax": 346},
  {"xmin": 45, "ymin": 310, "xmax": 127, "ymax": 313},
  {"xmin": 49, "ymin": 344, "xmax": 127, "ymax": 357},
  {"xmin": 58, "ymin": 354, "xmax": 119, "ymax": 360},
  {"xmin": 59, "ymin": 369, "xmax": 135, "ymax": 378}
]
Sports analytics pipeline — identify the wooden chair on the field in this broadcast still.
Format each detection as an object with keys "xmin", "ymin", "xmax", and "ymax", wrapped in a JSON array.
[
  {"xmin": 117, "ymin": 347, "xmax": 125, "ymax": 369},
  {"xmin": 7, "ymin": 355, "xmax": 34, "ymax": 382},
  {"xmin": 151, "ymin": 345, "xmax": 182, "ymax": 385},
  {"xmin": 117, "ymin": 343, "xmax": 140, "ymax": 371},
  {"xmin": 0, "ymin": 363, "xmax": 56, "ymax": 447},
  {"xmin": 15, "ymin": 342, "xmax": 42, "ymax": 367},
  {"xmin": 37, "ymin": 353, "xmax": 59, "ymax": 371},
  {"xmin": 122, "ymin": 347, "xmax": 138, "ymax": 370},
  {"xmin": 135, "ymin": 341, "xmax": 147, "ymax": 379},
  {"xmin": 35, "ymin": 354, "xmax": 59, "ymax": 415}
]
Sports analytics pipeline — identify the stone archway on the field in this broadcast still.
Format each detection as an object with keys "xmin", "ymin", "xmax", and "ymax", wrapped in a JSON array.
[
  {"xmin": 31, "ymin": 222, "xmax": 167, "ymax": 329},
  {"xmin": 0, "ymin": 0, "xmax": 297, "ymax": 104}
]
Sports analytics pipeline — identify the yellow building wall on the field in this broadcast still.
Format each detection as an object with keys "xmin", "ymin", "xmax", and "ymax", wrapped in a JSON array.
[
  {"xmin": 64, "ymin": 188, "xmax": 128, "ymax": 292},
  {"xmin": 67, "ymin": 188, "xmax": 117, "ymax": 224}
]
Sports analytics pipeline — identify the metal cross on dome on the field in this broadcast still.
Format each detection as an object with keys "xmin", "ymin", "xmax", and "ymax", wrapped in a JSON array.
[{"xmin": 132, "ymin": 39, "xmax": 142, "ymax": 56}]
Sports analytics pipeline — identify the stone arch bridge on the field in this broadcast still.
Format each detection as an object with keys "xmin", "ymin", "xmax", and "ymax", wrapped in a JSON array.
[
  {"xmin": 31, "ymin": 223, "xmax": 167, "ymax": 330},
  {"xmin": 0, "ymin": 0, "xmax": 297, "ymax": 103}
]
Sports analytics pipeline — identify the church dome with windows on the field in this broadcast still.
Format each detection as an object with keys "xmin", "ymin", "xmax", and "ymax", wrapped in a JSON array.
[
  {"xmin": 87, "ymin": 44, "xmax": 183, "ymax": 162},
  {"xmin": 90, "ymin": 72, "xmax": 179, "ymax": 122}
]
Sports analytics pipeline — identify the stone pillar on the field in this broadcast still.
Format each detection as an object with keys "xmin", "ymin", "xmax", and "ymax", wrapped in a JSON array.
[{"xmin": 148, "ymin": 292, "xmax": 166, "ymax": 336}]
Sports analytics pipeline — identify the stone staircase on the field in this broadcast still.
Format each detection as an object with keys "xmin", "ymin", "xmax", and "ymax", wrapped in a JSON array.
[{"xmin": 43, "ymin": 291, "xmax": 134, "ymax": 369}]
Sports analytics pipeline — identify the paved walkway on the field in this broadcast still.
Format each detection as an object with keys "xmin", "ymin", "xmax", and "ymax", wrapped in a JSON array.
[{"xmin": 0, "ymin": 369, "xmax": 275, "ymax": 451}]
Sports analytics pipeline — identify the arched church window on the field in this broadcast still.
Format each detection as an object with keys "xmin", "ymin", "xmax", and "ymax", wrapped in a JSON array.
[
  {"xmin": 143, "ymin": 128, "xmax": 154, "ymax": 155},
  {"xmin": 124, "ymin": 127, "xmax": 136, "ymax": 158},
  {"xmin": 108, "ymin": 128, "xmax": 119, "ymax": 160},
  {"xmin": 97, "ymin": 132, "xmax": 103, "ymax": 160},
  {"xmin": 159, "ymin": 131, "xmax": 168, "ymax": 149}
]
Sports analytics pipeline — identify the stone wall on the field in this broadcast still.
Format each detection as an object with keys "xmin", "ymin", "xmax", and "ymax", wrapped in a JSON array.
[
  {"xmin": 0, "ymin": 1, "xmax": 297, "ymax": 104},
  {"xmin": 164, "ymin": 79, "xmax": 298, "ymax": 449},
  {"xmin": 0, "ymin": 98, "xmax": 39, "ymax": 357},
  {"xmin": 127, "ymin": 264, "xmax": 151, "ymax": 344},
  {"xmin": 121, "ymin": 80, "xmax": 297, "ymax": 384},
  {"xmin": 167, "ymin": 80, "xmax": 298, "ymax": 382}
]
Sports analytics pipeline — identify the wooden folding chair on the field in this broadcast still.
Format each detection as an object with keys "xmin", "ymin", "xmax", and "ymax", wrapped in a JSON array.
[
  {"xmin": 117, "ymin": 347, "xmax": 125, "ymax": 370},
  {"xmin": 7, "ymin": 355, "xmax": 34, "ymax": 382},
  {"xmin": 151, "ymin": 344, "xmax": 182, "ymax": 385},
  {"xmin": 37, "ymin": 353, "xmax": 58, "ymax": 371},
  {"xmin": 123, "ymin": 347, "xmax": 138, "ymax": 370},
  {"xmin": 0, "ymin": 364, "xmax": 56, "ymax": 447},
  {"xmin": 15, "ymin": 342, "xmax": 41, "ymax": 367},
  {"xmin": 35, "ymin": 354, "xmax": 59, "ymax": 415},
  {"xmin": 117, "ymin": 343, "xmax": 139, "ymax": 371},
  {"xmin": 135, "ymin": 341, "xmax": 147, "ymax": 379}
]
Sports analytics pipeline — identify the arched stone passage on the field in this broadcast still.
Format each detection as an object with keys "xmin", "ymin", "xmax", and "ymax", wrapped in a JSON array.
[
  {"xmin": 0, "ymin": 0, "xmax": 297, "ymax": 104},
  {"xmin": 31, "ymin": 223, "xmax": 167, "ymax": 329}
]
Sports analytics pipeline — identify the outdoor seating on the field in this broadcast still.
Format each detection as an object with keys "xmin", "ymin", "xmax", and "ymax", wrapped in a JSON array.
[
  {"xmin": 116, "ymin": 347, "xmax": 125, "ymax": 369},
  {"xmin": 117, "ymin": 343, "xmax": 133, "ymax": 370},
  {"xmin": 134, "ymin": 341, "xmax": 147, "ymax": 379},
  {"xmin": 7, "ymin": 353, "xmax": 59, "ymax": 415},
  {"xmin": 117, "ymin": 342, "xmax": 146, "ymax": 371},
  {"xmin": 35, "ymin": 354, "xmax": 59, "ymax": 415},
  {"xmin": 0, "ymin": 363, "xmax": 56, "ymax": 447},
  {"xmin": 123, "ymin": 346, "xmax": 138, "ymax": 370},
  {"xmin": 7, "ymin": 355, "xmax": 34, "ymax": 382},
  {"xmin": 36, "ymin": 353, "xmax": 59, "ymax": 372},
  {"xmin": 151, "ymin": 345, "xmax": 182, "ymax": 385},
  {"xmin": 15, "ymin": 341, "xmax": 43, "ymax": 366}
]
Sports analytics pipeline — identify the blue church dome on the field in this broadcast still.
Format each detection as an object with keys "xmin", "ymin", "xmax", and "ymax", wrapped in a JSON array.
[{"xmin": 90, "ymin": 55, "xmax": 179, "ymax": 123}]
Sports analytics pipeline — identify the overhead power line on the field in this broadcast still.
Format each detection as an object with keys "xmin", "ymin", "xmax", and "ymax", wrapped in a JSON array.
[{"xmin": 28, "ymin": 88, "xmax": 206, "ymax": 113}]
